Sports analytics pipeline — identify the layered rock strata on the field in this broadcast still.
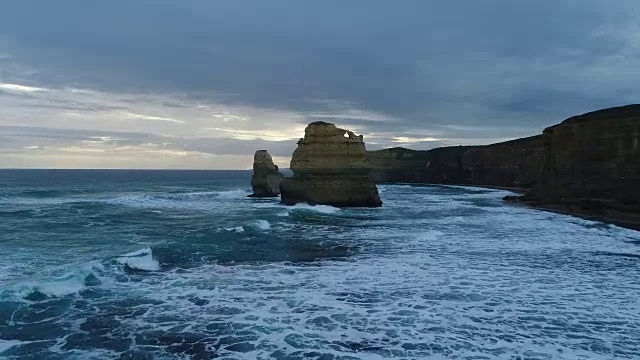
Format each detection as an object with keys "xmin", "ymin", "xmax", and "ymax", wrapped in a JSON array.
[
  {"xmin": 367, "ymin": 135, "xmax": 545, "ymax": 189},
  {"xmin": 509, "ymin": 105, "xmax": 640, "ymax": 227},
  {"xmin": 249, "ymin": 150, "xmax": 284, "ymax": 197},
  {"xmin": 280, "ymin": 122, "xmax": 382, "ymax": 207}
]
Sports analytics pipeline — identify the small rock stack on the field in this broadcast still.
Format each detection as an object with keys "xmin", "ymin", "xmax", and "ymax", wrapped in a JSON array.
[
  {"xmin": 280, "ymin": 121, "xmax": 382, "ymax": 207},
  {"xmin": 249, "ymin": 150, "xmax": 284, "ymax": 197}
]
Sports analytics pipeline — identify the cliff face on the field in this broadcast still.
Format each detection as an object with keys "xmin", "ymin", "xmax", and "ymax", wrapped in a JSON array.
[
  {"xmin": 280, "ymin": 122, "xmax": 382, "ymax": 207},
  {"xmin": 367, "ymin": 147, "xmax": 432, "ymax": 183},
  {"xmin": 367, "ymin": 135, "xmax": 545, "ymax": 189},
  {"xmin": 366, "ymin": 104, "xmax": 640, "ymax": 228},
  {"xmin": 460, "ymin": 135, "xmax": 545, "ymax": 189},
  {"xmin": 527, "ymin": 105, "xmax": 640, "ymax": 213},
  {"xmin": 249, "ymin": 150, "xmax": 284, "ymax": 197}
]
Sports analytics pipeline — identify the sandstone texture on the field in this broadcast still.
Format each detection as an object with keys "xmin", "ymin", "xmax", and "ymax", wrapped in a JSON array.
[
  {"xmin": 280, "ymin": 122, "xmax": 382, "ymax": 207},
  {"xmin": 367, "ymin": 135, "xmax": 544, "ymax": 189},
  {"xmin": 249, "ymin": 150, "xmax": 284, "ymax": 197},
  {"xmin": 522, "ymin": 105, "xmax": 640, "ymax": 218}
]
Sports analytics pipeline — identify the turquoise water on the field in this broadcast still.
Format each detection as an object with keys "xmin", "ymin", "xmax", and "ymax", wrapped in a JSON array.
[{"xmin": 1, "ymin": 169, "xmax": 639, "ymax": 359}]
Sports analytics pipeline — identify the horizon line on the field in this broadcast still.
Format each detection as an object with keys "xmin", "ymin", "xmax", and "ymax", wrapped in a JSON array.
[{"xmin": 0, "ymin": 168, "xmax": 260, "ymax": 171}]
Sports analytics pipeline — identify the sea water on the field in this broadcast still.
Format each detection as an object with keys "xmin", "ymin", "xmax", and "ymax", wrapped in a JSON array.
[{"xmin": 0, "ymin": 169, "xmax": 639, "ymax": 359}]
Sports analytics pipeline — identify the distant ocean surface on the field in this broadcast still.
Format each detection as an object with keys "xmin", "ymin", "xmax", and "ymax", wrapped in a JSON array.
[{"xmin": 1, "ymin": 169, "xmax": 639, "ymax": 359}]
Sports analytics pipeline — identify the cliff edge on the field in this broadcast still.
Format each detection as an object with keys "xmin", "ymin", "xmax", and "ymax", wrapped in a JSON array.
[{"xmin": 509, "ymin": 104, "xmax": 640, "ymax": 228}]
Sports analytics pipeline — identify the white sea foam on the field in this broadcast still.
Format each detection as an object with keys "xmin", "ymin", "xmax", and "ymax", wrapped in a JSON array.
[
  {"xmin": 4, "ymin": 183, "xmax": 640, "ymax": 359},
  {"xmin": 105, "ymin": 194, "xmax": 190, "ymax": 211},
  {"xmin": 250, "ymin": 201, "xmax": 342, "ymax": 215},
  {"xmin": 116, "ymin": 248, "xmax": 161, "ymax": 271},
  {"xmin": 254, "ymin": 220, "xmax": 271, "ymax": 230},
  {"xmin": 290, "ymin": 203, "xmax": 341, "ymax": 214},
  {"xmin": 249, "ymin": 202, "xmax": 284, "ymax": 211},
  {"xmin": 224, "ymin": 226, "xmax": 245, "ymax": 233},
  {"xmin": 0, "ymin": 340, "xmax": 29, "ymax": 355},
  {"xmin": 34, "ymin": 274, "xmax": 87, "ymax": 297},
  {"xmin": 105, "ymin": 188, "xmax": 251, "ymax": 211},
  {"xmin": 120, "ymin": 222, "xmax": 638, "ymax": 358},
  {"xmin": 25, "ymin": 261, "xmax": 105, "ymax": 298},
  {"xmin": 215, "ymin": 189, "xmax": 251, "ymax": 199},
  {"xmin": 166, "ymin": 189, "xmax": 251, "ymax": 199}
]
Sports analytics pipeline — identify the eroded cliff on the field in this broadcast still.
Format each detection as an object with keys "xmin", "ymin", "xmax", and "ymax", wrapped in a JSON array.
[
  {"xmin": 367, "ymin": 135, "xmax": 544, "ymax": 189},
  {"xmin": 524, "ymin": 105, "xmax": 640, "ymax": 217}
]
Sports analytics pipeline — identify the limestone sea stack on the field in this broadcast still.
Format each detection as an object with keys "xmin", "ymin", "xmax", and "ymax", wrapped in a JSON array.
[
  {"xmin": 280, "ymin": 121, "xmax": 382, "ymax": 207},
  {"xmin": 249, "ymin": 150, "xmax": 284, "ymax": 197}
]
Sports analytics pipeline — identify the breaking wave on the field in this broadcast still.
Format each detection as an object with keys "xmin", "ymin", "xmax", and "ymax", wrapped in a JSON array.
[
  {"xmin": 224, "ymin": 226, "xmax": 245, "ymax": 233},
  {"xmin": 254, "ymin": 220, "xmax": 271, "ymax": 230},
  {"xmin": 116, "ymin": 248, "xmax": 161, "ymax": 271},
  {"xmin": 289, "ymin": 203, "xmax": 341, "ymax": 214}
]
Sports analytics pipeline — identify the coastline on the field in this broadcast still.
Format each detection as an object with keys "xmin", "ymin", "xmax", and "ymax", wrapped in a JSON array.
[
  {"xmin": 504, "ymin": 197, "xmax": 640, "ymax": 231},
  {"xmin": 368, "ymin": 105, "xmax": 640, "ymax": 233},
  {"xmin": 376, "ymin": 181, "xmax": 529, "ymax": 194},
  {"xmin": 455, "ymin": 184, "xmax": 529, "ymax": 194},
  {"xmin": 379, "ymin": 182, "xmax": 640, "ymax": 231},
  {"xmin": 449, "ymin": 183, "xmax": 640, "ymax": 231}
]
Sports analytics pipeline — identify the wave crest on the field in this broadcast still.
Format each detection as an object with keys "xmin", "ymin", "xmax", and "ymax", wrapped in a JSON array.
[
  {"xmin": 290, "ymin": 203, "xmax": 341, "ymax": 214},
  {"xmin": 21, "ymin": 262, "xmax": 105, "ymax": 299},
  {"xmin": 116, "ymin": 248, "xmax": 161, "ymax": 271},
  {"xmin": 254, "ymin": 220, "xmax": 271, "ymax": 230}
]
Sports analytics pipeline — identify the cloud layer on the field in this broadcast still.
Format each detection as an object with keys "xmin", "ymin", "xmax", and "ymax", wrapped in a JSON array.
[{"xmin": 1, "ymin": 0, "xmax": 639, "ymax": 168}]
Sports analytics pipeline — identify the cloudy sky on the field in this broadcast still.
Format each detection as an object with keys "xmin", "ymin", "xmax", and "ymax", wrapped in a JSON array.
[{"xmin": 1, "ymin": 1, "xmax": 638, "ymax": 169}]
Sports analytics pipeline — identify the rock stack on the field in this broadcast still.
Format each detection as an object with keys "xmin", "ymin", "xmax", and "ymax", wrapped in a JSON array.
[
  {"xmin": 249, "ymin": 150, "xmax": 284, "ymax": 197},
  {"xmin": 280, "ymin": 121, "xmax": 382, "ymax": 207}
]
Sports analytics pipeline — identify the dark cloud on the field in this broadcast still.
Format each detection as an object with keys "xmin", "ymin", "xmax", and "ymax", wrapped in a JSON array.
[{"xmin": 0, "ymin": 0, "xmax": 639, "ymax": 165}]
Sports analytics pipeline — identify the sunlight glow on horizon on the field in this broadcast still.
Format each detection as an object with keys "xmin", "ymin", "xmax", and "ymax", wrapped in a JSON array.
[{"xmin": 0, "ymin": 82, "xmax": 47, "ymax": 93}]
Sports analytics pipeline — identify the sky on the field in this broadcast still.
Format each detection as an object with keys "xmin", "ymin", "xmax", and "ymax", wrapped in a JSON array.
[{"xmin": 1, "ymin": 0, "xmax": 639, "ymax": 169}]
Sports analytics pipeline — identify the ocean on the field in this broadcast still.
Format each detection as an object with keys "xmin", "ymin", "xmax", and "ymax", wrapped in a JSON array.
[{"xmin": 0, "ymin": 169, "xmax": 639, "ymax": 359}]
